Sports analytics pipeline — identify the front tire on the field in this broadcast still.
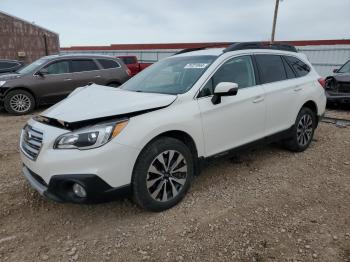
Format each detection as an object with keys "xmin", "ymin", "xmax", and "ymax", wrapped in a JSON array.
[
  {"xmin": 284, "ymin": 107, "xmax": 316, "ymax": 152},
  {"xmin": 132, "ymin": 137, "xmax": 194, "ymax": 212},
  {"xmin": 4, "ymin": 90, "xmax": 35, "ymax": 115}
]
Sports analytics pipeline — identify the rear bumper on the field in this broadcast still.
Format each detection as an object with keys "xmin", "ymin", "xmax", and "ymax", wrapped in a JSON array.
[{"xmin": 22, "ymin": 165, "xmax": 131, "ymax": 203}]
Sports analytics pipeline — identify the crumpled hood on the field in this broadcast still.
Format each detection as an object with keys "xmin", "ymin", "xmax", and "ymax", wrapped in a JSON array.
[
  {"xmin": 0, "ymin": 73, "xmax": 22, "ymax": 80},
  {"xmin": 41, "ymin": 84, "xmax": 177, "ymax": 123}
]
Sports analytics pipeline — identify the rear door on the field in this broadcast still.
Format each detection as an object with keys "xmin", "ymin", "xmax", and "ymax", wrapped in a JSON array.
[
  {"xmin": 70, "ymin": 59, "xmax": 102, "ymax": 86},
  {"xmin": 255, "ymin": 54, "xmax": 299, "ymax": 135}
]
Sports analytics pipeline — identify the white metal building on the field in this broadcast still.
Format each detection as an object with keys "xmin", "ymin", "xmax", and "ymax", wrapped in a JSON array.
[
  {"xmin": 61, "ymin": 40, "xmax": 350, "ymax": 77},
  {"xmin": 297, "ymin": 44, "xmax": 350, "ymax": 76}
]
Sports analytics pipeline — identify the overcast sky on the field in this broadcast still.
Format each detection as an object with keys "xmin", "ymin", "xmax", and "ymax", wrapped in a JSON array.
[{"xmin": 1, "ymin": 0, "xmax": 349, "ymax": 47}]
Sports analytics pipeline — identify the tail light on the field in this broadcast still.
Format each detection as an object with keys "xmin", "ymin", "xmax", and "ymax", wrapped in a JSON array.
[
  {"xmin": 126, "ymin": 69, "xmax": 132, "ymax": 77},
  {"xmin": 318, "ymin": 78, "xmax": 326, "ymax": 88}
]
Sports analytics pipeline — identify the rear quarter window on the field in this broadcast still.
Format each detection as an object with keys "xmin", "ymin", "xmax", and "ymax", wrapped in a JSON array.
[
  {"xmin": 98, "ymin": 59, "xmax": 120, "ymax": 69},
  {"xmin": 284, "ymin": 56, "xmax": 310, "ymax": 77},
  {"xmin": 281, "ymin": 56, "xmax": 296, "ymax": 79}
]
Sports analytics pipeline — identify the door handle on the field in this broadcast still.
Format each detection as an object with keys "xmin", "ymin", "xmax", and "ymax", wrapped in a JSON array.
[
  {"xmin": 253, "ymin": 96, "xmax": 264, "ymax": 103},
  {"xmin": 294, "ymin": 86, "xmax": 303, "ymax": 92},
  {"xmin": 64, "ymin": 78, "xmax": 72, "ymax": 81},
  {"xmin": 95, "ymin": 75, "xmax": 101, "ymax": 78}
]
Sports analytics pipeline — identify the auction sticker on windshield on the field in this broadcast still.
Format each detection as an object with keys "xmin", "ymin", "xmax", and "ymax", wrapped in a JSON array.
[{"xmin": 184, "ymin": 63, "xmax": 209, "ymax": 69}]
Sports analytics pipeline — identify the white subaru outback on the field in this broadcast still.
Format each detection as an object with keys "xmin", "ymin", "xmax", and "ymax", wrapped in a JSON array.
[{"xmin": 20, "ymin": 43, "xmax": 326, "ymax": 211}]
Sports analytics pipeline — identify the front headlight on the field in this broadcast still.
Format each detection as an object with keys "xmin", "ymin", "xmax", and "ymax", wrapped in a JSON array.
[
  {"xmin": 54, "ymin": 119, "xmax": 128, "ymax": 150},
  {"xmin": 0, "ymin": 81, "xmax": 6, "ymax": 87}
]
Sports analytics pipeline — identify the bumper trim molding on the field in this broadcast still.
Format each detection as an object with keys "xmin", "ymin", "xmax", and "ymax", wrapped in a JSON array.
[
  {"xmin": 22, "ymin": 165, "xmax": 131, "ymax": 203},
  {"xmin": 22, "ymin": 165, "xmax": 47, "ymax": 196}
]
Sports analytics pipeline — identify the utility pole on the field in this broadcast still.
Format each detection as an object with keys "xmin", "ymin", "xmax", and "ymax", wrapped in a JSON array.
[{"xmin": 271, "ymin": 0, "xmax": 280, "ymax": 43}]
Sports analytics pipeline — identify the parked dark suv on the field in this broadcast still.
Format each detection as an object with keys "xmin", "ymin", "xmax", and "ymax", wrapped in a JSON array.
[
  {"xmin": 325, "ymin": 60, "xmax": 350, "ymax": 105},
  {"xmin": 0, "ymin": 59, "xmax": 25, "ymax": 74},
  {"xmin": 0, "ymin": 54, "xmax": 130, "ymax": 115}
]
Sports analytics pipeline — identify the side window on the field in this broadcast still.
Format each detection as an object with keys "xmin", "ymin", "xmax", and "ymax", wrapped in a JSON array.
[
  {"xmin": 71, "ymin": 59, "xmax": 98, "ymax": 73},
  {"xmin": 255, "ymin": 54, "xmax": 287, "ymax": 84},
  {"xmin": 44, "ymin": 61, "xmax": 70, "ymax": 74},
  {"xmin": 121, "ymin": 57, "xmax": 137, "ymax": 65},
  {"xmin": 284, "ymin": 56, "xmax": 310, "ymax": 77},
  {"xmin": 198, "ymin": 56, "xmax": 256, "ymax": 97},
  {"xmin": 98, "ymin": 59, "xmax": 120, "ymax": 69},
  {"xmin": 282, "ymin": 56, "xmax": 296, "ymax": 79},
  {"xmin": 0, "ymin": 61, "xmax": 19, "ymax": 69}
]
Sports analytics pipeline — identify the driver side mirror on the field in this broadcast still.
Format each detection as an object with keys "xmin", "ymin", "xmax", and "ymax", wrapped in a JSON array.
[
  {"xmin": 37, "ymin": 68, "xmax": 49, "ymax": 77},
  {"xmin": 333, "ymin": 68, "xmax": 339, "ymax": 73},
  {"xmin": 211, "ymin": 82, "xmax": 238, "ymax": 105}
]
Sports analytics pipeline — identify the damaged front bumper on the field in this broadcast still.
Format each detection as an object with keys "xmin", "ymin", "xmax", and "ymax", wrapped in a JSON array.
[{"xmin": 22, "ymin": 165, "xmax": 131, "ymax": 203}]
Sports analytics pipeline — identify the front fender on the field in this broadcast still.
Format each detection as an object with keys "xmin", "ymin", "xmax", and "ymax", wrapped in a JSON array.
[{"xmin": 114, "ymin": 100, "xmax": 205, "ymax": 157}]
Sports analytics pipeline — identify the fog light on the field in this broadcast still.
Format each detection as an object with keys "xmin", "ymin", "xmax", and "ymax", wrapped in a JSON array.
[{"xmin": 72, "ymin": 183, "xmax": 87, "ymax": 198}]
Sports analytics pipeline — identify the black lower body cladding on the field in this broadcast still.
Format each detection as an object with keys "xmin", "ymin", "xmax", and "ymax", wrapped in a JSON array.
[{"xmin": 24, "ymin": 166, "xmax": 131, "ymax": 203}]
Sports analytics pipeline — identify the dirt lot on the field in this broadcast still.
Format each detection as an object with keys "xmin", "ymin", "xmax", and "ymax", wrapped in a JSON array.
[{"xmin": 0, "ymin": 108, "xmax": 349, "ymax": 262}]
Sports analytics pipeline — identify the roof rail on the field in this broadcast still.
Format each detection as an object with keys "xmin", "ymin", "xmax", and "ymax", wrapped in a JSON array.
[
  {"xmin": 223, "ymin": 42, "xmax": 298, "ymax": 53},
  {"xmin": 173, "ymin": 43, "xmax": 233, "ymax": 55}
]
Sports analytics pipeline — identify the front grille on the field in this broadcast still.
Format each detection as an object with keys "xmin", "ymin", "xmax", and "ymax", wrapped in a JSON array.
[
  {"xmin": 20, "ymin": 125, "xmax": 44, "ymax": 161},
  {"xmin": 338, "ymin": 82, "xmax": 350, "ymax": 93}
]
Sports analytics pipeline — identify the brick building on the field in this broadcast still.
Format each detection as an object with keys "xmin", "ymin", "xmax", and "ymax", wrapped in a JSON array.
[{"xmin": 0, "ymin": 11, "xmax": 59, "ymax": 63}]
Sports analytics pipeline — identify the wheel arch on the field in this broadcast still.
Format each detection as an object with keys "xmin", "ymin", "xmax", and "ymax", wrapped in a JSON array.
[
  {"xmin": 140, "ymin": 130, "xmax": 201, "ymax": 176},
  {"xmin": 300, "ymin": 100, "xmax": 319, "ymax": 126},
  {"xmin": 4, "ymin": 87, "xmax": 37, "ymax": 105},
  {"xmin": 301, "ymin": 100, "xmax": 318, "ymax": 115}
]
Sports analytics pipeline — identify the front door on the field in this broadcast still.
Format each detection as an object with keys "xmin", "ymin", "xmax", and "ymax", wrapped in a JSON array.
[
  {"xmin": 197, "ymin": 55, "xmax": 266, "ymax": 157},
  {"xmin": 33, "ymin": 59, "xmax": 75, "ymax": 104}
]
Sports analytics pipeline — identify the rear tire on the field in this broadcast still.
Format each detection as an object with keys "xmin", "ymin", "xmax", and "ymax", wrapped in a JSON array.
[
  {"xmin": 284, "ymin": 107, "xmax": 316, "ymax": 152},
  {"xmin": 4, "ymin": 90, "xmax": 35, "ymax": 115},
  {"xmin": 132, "ymin": 137, "xmax": 194, "ymax": 212}
]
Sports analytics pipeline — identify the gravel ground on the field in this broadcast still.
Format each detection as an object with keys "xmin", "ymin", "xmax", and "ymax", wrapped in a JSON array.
[
  {"xmin": 325, "ymin": 107, "xmax": 350, "ymax": 120},
  {"xmin": 0, "ymin": 108, "xmax": 349, "ymax": 262}
]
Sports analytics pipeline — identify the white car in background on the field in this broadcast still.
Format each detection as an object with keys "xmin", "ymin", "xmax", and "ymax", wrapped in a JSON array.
[{"xmin": 20, "ymin": 42, "xmax": 326, "ymax": 211}]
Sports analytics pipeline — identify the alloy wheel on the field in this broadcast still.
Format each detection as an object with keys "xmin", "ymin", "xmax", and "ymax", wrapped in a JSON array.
[
  {"xmin": 296, "ymin": 114, "xmax": 313, "ymax": 147},
  {"xmin": 9, "ymin": 94, "xmax": 31, "ymax": 113},
  {"xmin": 146, "ymin": 150, "xmax": 188, "ymax": 202}
]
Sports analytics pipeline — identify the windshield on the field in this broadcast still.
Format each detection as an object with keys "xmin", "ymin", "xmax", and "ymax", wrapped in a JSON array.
[
  {"xmin": 121, "ymin": 55, "xmax": 216, "ymax": 95},
  {"xmin": 17, "ymin": 58, "xmax": 48, "ymax": 74},
  {"xmin": 338, "ymin": 60, "xmax": 350, "ymax": 73}
]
